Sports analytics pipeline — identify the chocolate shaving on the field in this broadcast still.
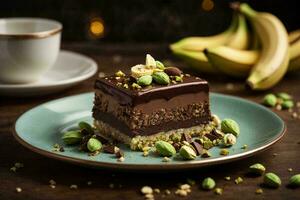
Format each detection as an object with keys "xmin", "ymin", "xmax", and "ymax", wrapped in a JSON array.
[
  {"xmin": 191, "ymin": 141, "xmax": 203, "ymax": 155},
  {"xmin": 172, "ymin": 143, "xmax": 181, "ymax": 152},
  {"xmin": 211, "ymin": 129, "xmax": 223, "ymax": 139},
  {"xmin": 205, "ymin": 133, "xmax": 218, "ymax": 141},
  {"xmin": 115, "ymin": 150, "xmax": 124, "ymax": 158},
  {"xmin": 181, "ymin": 133, "xmax": 192, "ymax": 143},
  {"xmin": 103, "ymin": 145, "xmax": 117, "ymax": 154}
]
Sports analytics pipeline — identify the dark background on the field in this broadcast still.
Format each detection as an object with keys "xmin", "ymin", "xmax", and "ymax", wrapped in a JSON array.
[{"xmin": 0, "ymin": 0, "xmax": 298, "ymax": 42}]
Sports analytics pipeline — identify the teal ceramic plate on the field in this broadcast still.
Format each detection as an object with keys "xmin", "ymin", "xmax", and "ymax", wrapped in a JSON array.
[{"xmin": 14, "ymin": 92, "xmax": 285, "ymax": 170}]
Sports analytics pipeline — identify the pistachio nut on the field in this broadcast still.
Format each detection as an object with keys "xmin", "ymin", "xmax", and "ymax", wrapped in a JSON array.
[
  {"xmin": 289, "ymin": 174, "xmax": 300, "ymax": 187},
  {"xmin": 78, "ymin": 121, "xmax": 94, "ymax": 134},
  {"xmin": 263, "ymin": 94, "xmax": 277, "ymax": 107},
  {"xmin": 155, "ymin": 140, "xmax": 176, "ymax": 157},
  {"xmin": 179, "ymin": 145, "xmax": 197, "ymax": 160},
  {"xmin": 87, "ymin": 138, "xmax": 102, "ymax": 152},
  {"xmin": 131, "ymin": 64, "xmax": 153, "ymax": 79},
  {"xmin": 175, "ymin": 76, "xmax": 183, "ymax": 82},
  {"xmin": 137, "ymin": 75, "xmax": 153, "ymax": 86},
  {"xmin": 145, "ymin": 54, "xmax": 156, "ymax": 68},
  {"xmin": 277, "ymin": 92, "xmax": 292, "ymax": 101},
  {"xmin": 264, "ymin": 172, "xmax": 281, "ymax": 188},
  {"xmin": 281, "ymin": 100, "xmax": 294, "ymax": 109},
  {"xmin": 155, "ymin": 60, "xmax": 165, "ymax": 70},
  {"xmin": 223, "ymin": 133, "xmax": 236, "ymax": 146},
  {"xmin": 132, "ymin": 82, "xmax": 142, "ymax": 89},
  {"xmin": 164, "ymin": 67, "xmax": 182, "ymax": 76},
  {"xmin": 221, "ymin": 119, "xmax": 240, "ymax": 137},
  {"xmin": 152, "ymin": 71, "xmax": 170, "ymax": 85},
  {"xmin": 249, "ymin": 163, "xmax": 266, "ymax": 175},
  {"xmin": 62, "ymin": 131, "xmax": 83, "ymax": 145},
  {"xmin": 115, "ymin": 70, "xmax": 125, "ymax": 77},
  {"xmin": 202, "ymin": 177, "xmax": 215, "ymax": 190}
]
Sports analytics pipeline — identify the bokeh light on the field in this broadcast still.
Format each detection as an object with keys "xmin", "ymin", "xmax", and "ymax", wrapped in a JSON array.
[
  {"xmin": 89, "ymin": 18, "xmax": 105, "ymax": 38},
  {"xmin": 202, "ymin": 0, "xmax": 214, "ymax": 11}
]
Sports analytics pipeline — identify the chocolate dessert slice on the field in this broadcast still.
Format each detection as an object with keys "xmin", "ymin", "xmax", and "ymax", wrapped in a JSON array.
[{"xmin": 93, "ymin": 54, "xmax": 217, "ymax": 150}]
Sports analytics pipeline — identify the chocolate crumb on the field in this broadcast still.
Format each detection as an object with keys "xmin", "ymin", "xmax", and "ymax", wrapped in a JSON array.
[
  {"xmin": 181, "ymin": 133, "xmax": 192, "ymax": 143},
  {"xmin": 191, "ymin": 141, "xmax": 203, "ymax": 155},
  {"xmin": 103, "ymin": 145, "xmax": 117, "ymax": 154},
  {"xmin": 115, "ymin": 150, "xmax": 124, "ymax": 158}
]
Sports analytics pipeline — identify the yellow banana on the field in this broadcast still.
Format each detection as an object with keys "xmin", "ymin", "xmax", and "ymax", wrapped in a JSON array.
[
  {"xmin": 288, "ymin": 29, "xmax": 300, "ymax": 43},
  {"xmin": 288, "ymin": 33, "xmax": 300, "ymax": 71},
  {"xmin": 204, "ymin": 46, "xmax": 259, "ymax": 78},
  {"xmin": 225, "ymin": 14, "xmax": 250, "ymax": 49},
  {"xmin": 170, "ymin": 47, "xmax": 217, "ymax": 73},
  {"xmin": 170, "ymin": 13, "xmax": 238, "ymax": 51},
  {"xmin": 238, "ymin": 3, "xmax": 289, "ymax": 90}
]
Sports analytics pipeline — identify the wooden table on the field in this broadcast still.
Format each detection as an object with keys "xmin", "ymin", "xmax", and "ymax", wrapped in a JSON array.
[{"xmin": 1, "ymin": 43, "xmax": 300, "ymax": 200}]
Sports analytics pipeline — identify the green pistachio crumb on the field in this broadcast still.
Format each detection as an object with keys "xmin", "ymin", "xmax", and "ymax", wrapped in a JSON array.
[
  {"xmin": 155, "ymin": 60, "xmax": 165, "ymax": 70},
  {"xmin": 263, "ymin": 94, "xmax": 277, "ymax": 107},
  {"xmin": 249, "ymin": 163, "xmax": 266, "ymax": 175},
  {"xmin": 214, "ymin": 188, "xmax": 223, "ymax": 195},
  {"xmin": 123, "ymin": 83, "xmax": 129, "ymax": 89},
  {"xmin": 202, "ymin": 177, "xmax": 215, "ymax": 190},
  {"xmin": 115, "ymin": 70, "xmax": 125, "ymax": 77},
  {"xmin": 264, "ymin": 172, "xmax": 281, "ymax": 188},
  {"xmin": 87, "ymin": 138, "xmax": 102, "ymax": 152},
  {"xmin": 289, "ymin": 174, "xmax": 300, "ymax": 187},
  {"xmin": 234, "ymin": 177, "xmax": 243, "ymax": 184},
  {"xmin": 241, "ymin": 144, "xmax": 248, "ymax": 149},
  {"xmin": 175, "ymin": 76, "xmax": 183, "ymax": 82},
  {"xmin": 132, "ymin": 82, "xmax": 142, "ymax": 89},
  {"xmin": 155, "ymin": 141, "xmax": 176, "ymax": 157},
  {"xmin": 221, "ymin": 119, "xmax": 240, "ymax": 137},
  {"xmin": 282, "ymin": 100, "xmax": 294, "ymax": 109},
  {"xmin": 224, "ymin": 176, "xmax": 231, "ymax": 181},
  {"xmin": 277, "ymin": 92, "xmax": 292, "ymax": 101},
  {"xmin": 78, "ymin": 121, "xmax": 94, "ymax": 134},
  {"xmin": 220, "ymin": 149, "xmax": 229, "ymax": 156}
]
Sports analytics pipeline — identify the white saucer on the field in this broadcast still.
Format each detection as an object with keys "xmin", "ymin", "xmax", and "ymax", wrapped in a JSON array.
[{"xmin": 0, "ymin": 50, "xmax": 98, "ymax": 97}]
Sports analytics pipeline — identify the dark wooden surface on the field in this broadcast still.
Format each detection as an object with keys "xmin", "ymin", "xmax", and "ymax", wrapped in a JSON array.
[{"xmin": 0, "ymin": 43, "xmax": 300, "ymax": 200}]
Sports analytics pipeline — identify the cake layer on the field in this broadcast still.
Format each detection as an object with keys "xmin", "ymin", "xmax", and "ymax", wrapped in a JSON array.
[
  {"xmin": 94, "ymin": 119, "xmax": 217, "ymax": 151},
  {"xmin": 93, "ymin": 73, "xmax": 211, "ymax": 137},
  {"xmin": 93, "ymin": 110, "xmax": 211, "ymax": 136},
  {"xmin": 95, "ymin": 75, "xmax": 209, "ymax": 106}
]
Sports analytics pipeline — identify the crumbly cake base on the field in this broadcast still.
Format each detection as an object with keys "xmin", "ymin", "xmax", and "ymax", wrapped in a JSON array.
[{"xmin": 94, "ymin": 119, "xmax": 218, "ymax": 151}]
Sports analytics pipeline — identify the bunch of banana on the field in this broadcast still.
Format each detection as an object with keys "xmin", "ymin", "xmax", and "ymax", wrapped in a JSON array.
[{"xmin": 170, "ymin": 2, "xmax": 300, "ymax": 90}]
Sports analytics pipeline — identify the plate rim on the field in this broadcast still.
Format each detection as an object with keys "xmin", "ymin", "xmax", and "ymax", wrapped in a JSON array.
[
  {"xmin": 13, "ymin": 92, "xmax": 286, "ymax": 170},
  {"xmin": 0, "ymin": 50, "xmax": 98, "ymax": 89}
]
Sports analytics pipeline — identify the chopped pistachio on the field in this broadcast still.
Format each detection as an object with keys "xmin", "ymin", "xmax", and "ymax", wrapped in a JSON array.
[
  {"xmin": 235, "ymin": 177, "xmax": 243, "ymax": 184},
  {"xmin": 16, "ymin": 187, "xmax": 22, "ymax": 193},
  {"xmin": 132, "ymin": 83, "xmax": 142, "ymax": 89},
  {"xmin": 288, "ymin": 168, "xmax": 293, "ymax": 172},
  {"xmin": 224, "ymin": 176, "xmax": 231, "ymax": 181},
  {"xmin": 214, "ymin": 188, "xmax": 223, "ymax": 195},
  {"xmin": 115, "ymin": 70, "xmax": 125, "ymax": 77},
  {"xmin": 241, "ymin": 144, "xmax": 248, "ymax": 149},
  {"xmin": 123, "ymin": 83, "xmax": 129, "ymax": 89},
  {"xmin": 175, "ymin": 76, "xmax": 183, "ymax": 82},
  {"xmin": 220, "ymin": 149, "xmax": 229, "ymax": 156}
]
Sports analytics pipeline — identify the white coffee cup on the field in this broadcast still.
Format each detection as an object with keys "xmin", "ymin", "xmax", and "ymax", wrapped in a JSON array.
[{"xmin": 0, "ymin": 18, "xmax": 62, "ymax": 83}]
